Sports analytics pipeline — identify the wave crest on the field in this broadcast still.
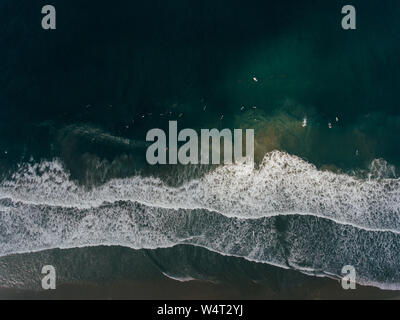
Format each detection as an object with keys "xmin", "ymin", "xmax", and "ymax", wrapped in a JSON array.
[{"xmin": 1, "ymin": 151, "xmax": 400, "ymax": 290}]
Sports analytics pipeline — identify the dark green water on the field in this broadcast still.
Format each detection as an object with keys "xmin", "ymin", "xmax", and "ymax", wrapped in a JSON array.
[{"xmin": 1, "ymin": 0, "xmax": 400, "ymax": 170}]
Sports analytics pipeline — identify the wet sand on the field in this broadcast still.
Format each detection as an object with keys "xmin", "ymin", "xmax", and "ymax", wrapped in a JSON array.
[
  {"xmin": 0, "ymin": 245, "xmax": 398, "ymax": 300},
  {"xmin": 1, "ymin": 272, "xmax": 399, "ymax": 300}
]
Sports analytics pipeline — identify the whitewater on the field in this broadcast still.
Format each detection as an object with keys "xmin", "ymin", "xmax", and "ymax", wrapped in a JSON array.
[{"xmin": 0, "ymin": 151, "xmax": 400, "ymax": 290}]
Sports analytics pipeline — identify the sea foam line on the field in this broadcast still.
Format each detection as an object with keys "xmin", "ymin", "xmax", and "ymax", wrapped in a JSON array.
[
  {"xmin": 1, "ymin": 151, "xmax": 400, "ymax": 290},
  {"xmin": 1, "ymin": 199, "xmax": 400, "ymax": 291},
  {"xmin": 1, "ymin": 196, "xmax": 400, "ymax": 235},
  {"xmin": 1, "ymin": 151, "xmax": 400, "ymax": 232}
]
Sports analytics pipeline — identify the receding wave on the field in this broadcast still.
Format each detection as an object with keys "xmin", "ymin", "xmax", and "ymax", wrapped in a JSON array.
[{"xmin": 0, "ymin": 151, "xmax": 399, "ymax": 289}]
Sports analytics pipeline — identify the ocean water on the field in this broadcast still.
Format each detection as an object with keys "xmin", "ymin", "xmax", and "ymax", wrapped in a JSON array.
[
  {"xmin": 1, "ymin": 0, "xmax": 400, "ymax": 295},
  {"xmin": 1, "ymin": 151, "xmax": 400, "ymax": 290}
]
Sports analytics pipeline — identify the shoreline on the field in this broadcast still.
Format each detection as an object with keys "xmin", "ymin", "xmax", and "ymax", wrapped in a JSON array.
[{"xmin": 0, "ymin": 245, "xmax": 399, "ymax": 300}]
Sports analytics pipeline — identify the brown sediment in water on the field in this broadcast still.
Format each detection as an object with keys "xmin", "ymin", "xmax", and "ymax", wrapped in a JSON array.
[{"xmin": 235, "ymin": 102, "xmax": 314, "ymax": 165}]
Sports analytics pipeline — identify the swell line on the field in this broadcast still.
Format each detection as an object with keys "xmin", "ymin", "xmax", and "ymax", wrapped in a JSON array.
[{"xmin": 1, "ymin": 196, "xmax": 400, "ymax": 236}]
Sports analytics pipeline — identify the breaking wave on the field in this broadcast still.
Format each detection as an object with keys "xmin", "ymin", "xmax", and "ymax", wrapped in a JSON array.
[{"xmin": 0, "ymin": 151, "xmax": 399, "ymax": 290}]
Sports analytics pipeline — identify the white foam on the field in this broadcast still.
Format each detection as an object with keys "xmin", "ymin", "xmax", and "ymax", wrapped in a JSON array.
[
  {"xmin": 161, "ymin": 272, "xmax": 197, "ymax": 282},
  {"xmin": 1, "ymin": 151, "xmax": 399, "ymax": 232},
  {"xmin": 0, "ymin": 151, "xmax": 400, "ymax": 290}
]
